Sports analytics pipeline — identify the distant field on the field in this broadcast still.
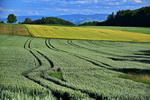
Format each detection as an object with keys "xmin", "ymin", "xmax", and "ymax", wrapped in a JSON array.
[
  {"xmin": 80, "ymin": 26, "xmax": 150, "ymax": 34},
  {"xmin": 0, "ymin": 24, "xmax": 30, "ymax": 36},
  {"xmin": 26, "ymin": 24, "xmax": 150, "ymax": 42},
  {"xmin": 0, "ymin": 24, "xmax": 150, "ymax": 42}
]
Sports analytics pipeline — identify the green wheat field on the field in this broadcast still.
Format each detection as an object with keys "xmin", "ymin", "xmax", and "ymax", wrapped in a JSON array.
[{"xmin": 0, "ymin": 24, "xmax": 150, "ymax": 100}]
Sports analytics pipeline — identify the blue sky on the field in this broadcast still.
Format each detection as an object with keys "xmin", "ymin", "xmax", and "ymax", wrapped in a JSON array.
[{"xmin": 0, "ymin": 0, "xmax": 150, "ymax": 18}]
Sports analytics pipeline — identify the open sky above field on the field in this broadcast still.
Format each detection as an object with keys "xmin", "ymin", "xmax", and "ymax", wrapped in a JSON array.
[{"xmin": 0, "ymin": 0, "xmax": 150, "ymax": 18}]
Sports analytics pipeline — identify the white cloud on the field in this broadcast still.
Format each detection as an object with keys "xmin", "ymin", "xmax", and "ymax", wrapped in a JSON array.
[
  {"xmin": 23, "ymin": 0, "xmax": 37, "ymax": 3},
  {"xmin": 106, "ymin": 2, "xmax": 121, "ymax": 5},
  {"xmin": 39, "ymin": 0, "xmax": 144, "ymax": 5},
  {"xmin": 24, "ymin": 10, "xmax": 41, "ymax": 15},
  {"xmin": 55, "ymin": 8, "xmax": 93, "ymax": 14},
  {"xmin": 56, "ymin": 8, "xmax": 69, "ymax": 11},
  {"xmin": 66, "ymin": 0, "xmax": 90, "ymax": 4},
  {"xmin": 125, "ymin": 6, "xmax": 134, "ymax": 8},
  {"xmin": 132, "ymin": 0, "xmax": 143, "ymax": 3},
  {"xmin": 0, "ymin": 7, "xmax": 4, "ymax": 11},
  {"xmin": 0, "ymin": 7, "xmax": 19, "ymax": 12}
]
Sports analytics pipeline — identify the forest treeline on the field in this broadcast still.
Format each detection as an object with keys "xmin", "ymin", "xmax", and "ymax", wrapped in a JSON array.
[
  {"xmin": 79, "ymin": 6, "xmax": 150, "ymax": 27},
  {"xmin": 20, "ymin": 17, "xmax": 75, "ymax": 26}
]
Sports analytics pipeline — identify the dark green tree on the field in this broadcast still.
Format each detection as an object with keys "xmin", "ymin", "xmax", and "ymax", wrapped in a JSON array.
[
  {"xmin": 0, "ymin": 19, "xmax": 4, "ymax": 24},
  {"xmin": 79, "ymin": 6, "xmax": 150, "ymax": 27},
  {"xmin": 21, "ymin": 17, "xmax": 75, "ymax": 26},
  {"xmin": 107, "ymin": 12, "xmax": 115, "ymax": 20},
  {"xmin": 7, "ymin": 14, "xmax": 17, "ymax": 23},
  {"xmin": 23, "ymin": 18, "xmax": 32, "ymax": 24}
]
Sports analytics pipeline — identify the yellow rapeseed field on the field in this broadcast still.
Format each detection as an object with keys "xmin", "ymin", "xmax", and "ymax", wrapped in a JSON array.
[{"xmin": 25, "ymin": 25, "xmax": 150, "ymax": 42}]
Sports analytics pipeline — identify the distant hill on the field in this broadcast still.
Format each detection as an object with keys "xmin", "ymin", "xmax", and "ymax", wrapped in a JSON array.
[
  {"xmin": 21, "ymin": 17, "xmax": 75, "ymax": 26},
  {"xmin": 57, "ymin": 14, "xmax": 108, "ymax": 25},
  {"xmin": 1, "ymin": 14, "xmax": 108, "ymax": 25}
]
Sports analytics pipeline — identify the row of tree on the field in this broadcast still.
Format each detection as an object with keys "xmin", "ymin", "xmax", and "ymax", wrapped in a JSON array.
[
  {"xmin": 80, "ymin": 6, "xmax": 150, "ymax": 27},
  {"xmin": 20, "ymin": 17, "xmax": 75, "ymax": 26},
  {"xmin": 2, "ymin": 14, "xmax": 75, "ymax": 26}
]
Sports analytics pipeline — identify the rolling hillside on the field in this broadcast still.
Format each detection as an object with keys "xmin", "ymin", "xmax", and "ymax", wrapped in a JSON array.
[
  {"xmin": 25, "ymin": 24, "xmax": 150, "ymax": 42},
  {"xmin": 0, "ymin": 24, "xmax": 150, "ymax": 100},
  {"xmin": 1, "ymin": 14, "xmax": 108, "ymax": 25}
]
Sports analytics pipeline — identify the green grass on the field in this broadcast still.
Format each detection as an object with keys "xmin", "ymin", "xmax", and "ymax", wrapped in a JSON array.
[
  {"xmin": 0, "ymin": 33, "xmax": 150, "ymax": 100},
  {"xmin": 80, "ymin": 26, "xmax": 150, "ymax": 34},
  {"xmin": 1, "ymin": 24, "xmax": 150, "ymax": 100},
  {"xmin": 120, "ymin": 74, "xmax": 150, "ymax": 85},
  {"xmin": 48, "ymin": 71, "xmax": 63, "ymax": 80}
]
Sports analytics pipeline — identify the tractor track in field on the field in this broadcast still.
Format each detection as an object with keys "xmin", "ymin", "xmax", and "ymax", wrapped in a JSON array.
[
  {"xmin": 42, "ymin": 76, "xmax": 107, "ymax": 100},
  {"xmin": 88, "ymin": 40, "xmax": 150, "ymax": 50},
  {"xmin": 88, "ymin": 40, "xmax": 150, "ymax": 64},
  {"xmin": 23, "ymin": 37, "xmax": 55, "ymax": 82},
  {"xmin": 45, "ymin": 39, "xmax": 112, "ymax": 69},
  {"xmin": 67, "ymin": 39, "xmax": 120, "ymax": 57},
  {"xmin": 87, "ymin": 40, "xmax": 125, "ymax": 47},
  {"xmin": 44, "ymin": 38, "xmax": 112, "ymax": 100},
  {"xmin": 87, "ymin": 40, "xmax": 150, "ymax": 60},
  {"xmin": 36, "ymin": 51, "xmax": 54, "ymax": 68},
  {"xmin": 88, "ymin": 40, "xmax": 105, "ymax": 47},
  {"xmin": 24, "ymin": 38, "xmax": 42, "ymax": 66},
  {"xmin": 67, "ymin": 40, "xmax": 150, "ymax": 68},
  {"xmin": 45, "ymin": 38, "xmax": 58, "ymax": 51},
  {"xmin": 87, "ymin": 40, "xmax": 116, "ymax": 48},
  {"xmin": 23, "ymin": 38, "xmax": 95, "ymax": 100},
  {"xmin": 23, "ymin": 38, "xmax": 63, "ymax": 99},
  {"xmin": 68, "ymin": 39, "xmax": 150, "ymax": 63},
  {"xmin": 22, "ymin": 38, "xmax": 150, "ymax": 100},
  {"xmin": 24, "ymin": 37, "xmax": 54, "ymax": 68},
  {"xmin": 45, "ymin": 38, "xmax": 150, "ymax": 99},
  {"xmin": 23, "ymin": 38, "xmax": 57, "ymax": 98},
  {"xmin": 87, "ymin": 40, "xmax": 133, "ymax": 55}
]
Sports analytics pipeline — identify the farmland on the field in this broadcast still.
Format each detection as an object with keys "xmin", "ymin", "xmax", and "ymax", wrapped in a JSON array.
[
  {"xmin": 81, "ymin": 26, "xmax": 150, "ymax": 34},
  {"xmin": 0, "ymin": 24, "xmax": 30, "ymax": 36},
  {"xmin": 0, "ymin": 24, "xmax": 150, "ymax": 100},
  {"xmin": 25, "ymin": 24, "xmax": 150, "ymax": 42}
]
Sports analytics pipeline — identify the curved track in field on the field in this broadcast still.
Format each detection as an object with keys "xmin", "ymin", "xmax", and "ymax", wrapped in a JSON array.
[
  {"xmin": 67, "ymin": 39, "xmax": 120, "ymax": 57},
  {"xmin": 68, "ymin": 40, "xmax": 150, "ymax": 65},
  {"xmin": 87, "ymin": 40, "xmax": 124, "ymax": 48},
  {"xmin": 23, "ymin": 38, "xmax": 96, "ymax": 100},
  {"xmin": 45, "ymin": 38, "xmax": 110, "ymax": 99},
  {"xmin": 45, "ymin": 38, "xmax": 111, "ymax": 69},
  {"xmin": 24, "ymin": 37, "xmax": 54, "ymax": 68},
  {"xmin": 1, "ymin": 35, "xmax": 150, "ymax": 99},
  {"xmin": 87, "ymin": 40, "xmax": 150, "ymax": 55}
]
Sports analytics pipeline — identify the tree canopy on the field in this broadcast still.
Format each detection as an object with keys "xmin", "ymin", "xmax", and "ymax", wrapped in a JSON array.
[
  {"xmin": 0, "ymin": 19, "xmax": 4, "ymax": 24},
  {"xmin": 7, "ymin": 14, "xmax": 17, "ymax": 24},
  {"xmin": 23, "ymin": 18, "xmax": 32, "ymax": 24},
  {"xmin": 21, "ymin": 17, "xmax": 75, "ymax": 26},
  {"xmin": 79, "ymin": 6, "xmax": 150, "ymax": 27}
]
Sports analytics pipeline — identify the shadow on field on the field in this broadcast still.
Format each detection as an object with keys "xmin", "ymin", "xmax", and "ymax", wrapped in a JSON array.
[
  {"xmin": 109, "ymin": 50, "xmax": 150, "ymax": 64},
  {"xmin": 111, "ymin": 68, "xmax": 150, "ymax": 75},
  {"xmin": 134, "ymin": 50, "xmax": 150, "ymax": 57},
  {"xmin": 109, "ymin": 57, "xmax": 150, "ymax": 64}
]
